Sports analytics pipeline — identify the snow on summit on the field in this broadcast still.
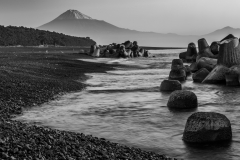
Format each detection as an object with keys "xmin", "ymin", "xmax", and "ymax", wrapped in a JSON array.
[{"xmin": 55, "ymin": 9, "xmax": 93, "ymax": 20}]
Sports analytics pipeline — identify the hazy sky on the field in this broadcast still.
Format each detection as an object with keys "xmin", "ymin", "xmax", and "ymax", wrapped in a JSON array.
[{"xmin": 1, "ymin": 0, "xmax": 240, "ymax": 35}]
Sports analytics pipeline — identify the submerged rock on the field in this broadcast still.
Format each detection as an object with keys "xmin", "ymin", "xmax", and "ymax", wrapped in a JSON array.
[
  {"xmin": 160, "ymin": 80, "xmax": 182, "ymax": 91},
  {"xmin": 192, "ymin": 68, "xmax": 210, "ymax": 83},
  {"xmin": 167, "ymin": 90, "xmax": 198, "ymax": 109},
  {"xmin": 183, "ymin": 112, "xmax": 232, "ymax": 143}
]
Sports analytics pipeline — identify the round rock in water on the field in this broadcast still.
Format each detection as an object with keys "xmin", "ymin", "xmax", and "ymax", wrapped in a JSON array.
[
  {"xmin": 169, "ymin": 69, "xmax": 186, "ymax": 81},
  {"xmin": 183, "ymin": 112, "xmax": 232, "ymax": 143},
  {"xmin": 160, "ymin": 80, "xmax": 182, "ymax": 91},
  {"xmin": 167, "ymin": 90, "xmax": 198, "ymax": 109},
  {"xmin": 192, "ymin": 68, "xmax": 210, "ymax": 83}
]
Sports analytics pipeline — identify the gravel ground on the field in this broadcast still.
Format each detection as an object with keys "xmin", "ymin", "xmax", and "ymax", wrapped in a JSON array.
[{"xmin": 0, "ymin": 50, "xmax": 179, "ymax": 160}]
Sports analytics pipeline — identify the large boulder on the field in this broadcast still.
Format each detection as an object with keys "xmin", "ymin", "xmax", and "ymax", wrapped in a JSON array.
[
  {"xmin": 197, "ymin": 38, "xmax": 218, "ymax": 61},
  {"xmin": 183, "ymin": 112, "xmax": 232, "ymax": 143},
  {"xmin": 160, "ymin": 80, "xmax": 182, "ymax": 92},
  {"xmin": 167, "ymin": 90, "xmax": 198, "ymax": 109},
  {"xmin": 197, "ymin": 57, "xmax": 217, "ymax": 72},
  {"xmin": 192, "ymin": 68, "xmax": 210, "ymax": 83}
]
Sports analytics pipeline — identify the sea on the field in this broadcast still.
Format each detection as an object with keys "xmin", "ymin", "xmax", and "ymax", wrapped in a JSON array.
[{"xmin": 14, "ymin": 49, "xmax": 240, "ymax": 160}]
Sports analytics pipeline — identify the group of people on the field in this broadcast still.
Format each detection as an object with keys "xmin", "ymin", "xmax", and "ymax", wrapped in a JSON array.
[{"xmin": 88, "ymin": 40, "xmax": 150, "ymax": 58}]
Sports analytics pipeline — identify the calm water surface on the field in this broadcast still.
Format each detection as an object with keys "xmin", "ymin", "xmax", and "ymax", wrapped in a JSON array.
[{"xmin": 14, "ymin": 49, "xmax": 240, "ymax": 160}]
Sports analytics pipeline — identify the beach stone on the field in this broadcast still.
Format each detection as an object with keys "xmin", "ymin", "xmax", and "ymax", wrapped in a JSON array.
[
  {"xmin": 197, "ymin": 38, "xmax": 218, "ymax": 60},
  {"xmin": 171, "ymin": 59, "xmax": 184, "ymax": 70},
  {"xmin": 197, "ymin": 57, "xmax": 217, "ymax": 72},
  {"xmin": 210, "ymin": 41, "xmax": 219, "ymax": 55},
  {"xmin": 190, "ymin": 62, "xmax": 198, "ymax": 73},
  {"xmin": 217, "ymin": 37, "xmax": 240, "ymax": 67},
  {"xmin": 192, "ymin": 68, "xmax": 210, "ymax": 83},
  {"xmin": 183, "ymin": 112, "xmax": 232, "ymax": 143},
  {"xmin": 160, "ymin": 80, "xmax": 182, "ymax": 91},
  {"xmin": 202, "ymin": 65, "xmax": 229, "ymax": 84},
  {"xmin": 167, "ymin": 90, "xmax": 198, "ymax": 109},
  {"xmin": 169, "ymin": 69, "xmax": 186, "ymax": 81}
]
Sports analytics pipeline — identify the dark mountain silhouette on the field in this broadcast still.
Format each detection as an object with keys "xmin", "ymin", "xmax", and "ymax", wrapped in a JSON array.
[
  {"xmin": 38, "ymin": 10, "xmax": 240, "ymax": 47},
  {"xmin": 0, "ymin": 25, "xmax": 95, "ymax": 46}
]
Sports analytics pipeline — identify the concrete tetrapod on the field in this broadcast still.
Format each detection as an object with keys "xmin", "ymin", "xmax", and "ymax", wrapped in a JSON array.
[
  {"xmin": 179, "ymin": 43, "xmax": 197, "ymax": 62},
  {"xmin": 171, "ymin": 59, "xmax": 184, "ymax": 70},
  {"xmin": 197, "ymin": 57, "xmax": 217, "ymax": 72},
  {"xmin": 192, "ymin": 68, "xmax": 210, "ymax": 83},
  {"xmin": 210, "ymin": 41, "xmax": 219, "ymax": 55},
  {"xmin": 183, "ymin": 112, "xmax": 232, "ymax": 143},
  {"xmin": 197, "ymin": 38, "xmax": 218, "ymax": 61},
  {"xmin": 167, "ymin": 90, "xmax": 198, "ymax": 109},
  {"xmin": 203, "ymin": 37, "xmax": 240, "ymax": 84},
  {"xmin": 160, "ymin": 80, "xmax": 182, "ymax": 92}
]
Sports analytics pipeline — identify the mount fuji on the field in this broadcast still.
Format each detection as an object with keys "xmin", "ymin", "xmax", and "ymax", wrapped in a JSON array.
[{"xmin": 38, "ymin": 10, "xmax": 240, "ymax": 47}]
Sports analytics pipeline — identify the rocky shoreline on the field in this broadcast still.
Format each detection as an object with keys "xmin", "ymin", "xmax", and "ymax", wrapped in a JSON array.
[{"xmin": 0, "ymin": 50, "xmax": 178, "ymax": 159}]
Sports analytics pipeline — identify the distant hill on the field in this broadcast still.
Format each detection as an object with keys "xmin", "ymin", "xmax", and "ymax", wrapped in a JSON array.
[
  {"xmin": 38, "ymin": 9, "xmax": 240, "ymax": 47},
  {"xmin": 0, "ymin": 25, "xmax": 95, "ymax": 46},
  {"xmin": 202, "ymin": 26, "xmax": 240, "ymax": 43}
]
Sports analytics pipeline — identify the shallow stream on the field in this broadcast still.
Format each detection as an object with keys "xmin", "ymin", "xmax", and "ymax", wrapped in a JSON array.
[{"xmin": 14, "ymin": 49, "xmax": 240, "ymax": 160}]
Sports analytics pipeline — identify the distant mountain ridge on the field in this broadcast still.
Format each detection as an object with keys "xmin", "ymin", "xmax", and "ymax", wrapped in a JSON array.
[{"xmin": 38, "ymin": 10, "xmax": 240, "ymax": 47}]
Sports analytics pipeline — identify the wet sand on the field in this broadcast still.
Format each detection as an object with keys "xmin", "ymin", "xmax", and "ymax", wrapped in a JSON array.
[{"xmin": 0, "ymin": 48, "xmax": 178, "ymax": 159}]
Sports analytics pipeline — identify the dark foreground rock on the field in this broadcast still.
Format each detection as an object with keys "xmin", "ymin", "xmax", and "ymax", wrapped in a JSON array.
[
  {"xmin": 0, "ymin": 49, "xmax": 177, "ymax": 160},
  {"xmin": 183, "ymin": 112, "xmax": 232, "ymax": 143},
  {"xmin": 167, "ymin": 90, "xmax": 198, "ymax": 109}
]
